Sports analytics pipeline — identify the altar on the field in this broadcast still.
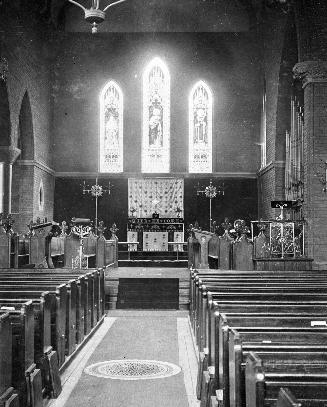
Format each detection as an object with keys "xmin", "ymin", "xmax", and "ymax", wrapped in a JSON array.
[
  {"xmin": 127, "ymin": 178, "xmax": 184, "ymax": 252},
  {"xmin": 127, "ymin": 218, "xmax": 184, "ymax": 251}
]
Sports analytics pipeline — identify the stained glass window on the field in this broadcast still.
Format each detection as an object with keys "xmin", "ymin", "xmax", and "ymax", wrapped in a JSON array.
[
  {"xmin": 99, "ymin": 80, "xmax": 123, "ymax": 172},
  {"xmin": 142, "ymin": 57, "xmax": 170, "ymax": 173},
  {"xmin": 189, "ymin": 81, "xmax": 213, "ymax": 173}
]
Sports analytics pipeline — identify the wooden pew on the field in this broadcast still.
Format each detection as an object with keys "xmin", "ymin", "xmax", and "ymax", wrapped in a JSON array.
[
  {"xmin": 208, "ymin": 233, "xmax": 219, "ymax": 269},
  {"xmin": 188, "ymin": 233, "xmax": 201, "ymax": 269},
  {"xmin": 0, "ymin": 276, "xmax": 84, "ymax": 357},
  {"xmin": 96, "ymin": 236, "xmax": 117, "ymax": 268},
  {"xmin": 207, "ymin": 300, "xmax": 327, "ymax": 365},
  {"xmin": 0, "ymin": 286, "xmax": 67, "ymax": 368},
  {"xmin": 216, "ymin": 313, "xmax": 327, "ymax": 407},
  {"xmin": 191, "ymin": 274, "xmax": 327, "ymax": 335},
  {"xmin": 64, "ymin": 232, "xmax": 97, "ymax": 269},
  {"xmin": 189, "ymin": 269, "xmax": 327, "ymax": 326},
  {"xmin": 29, "ymin": 222, "xmax": 53, "ymax": 268},
  {"xmin": 0, "ymin": 228, "xmax": 12, "ymax": 268},
  {"xmin": 200, "ymin": 281, "xmax": 327, "ymax": 345},
  {"xmin": 197, "ymin": 282, "xmax": 327, "ymax": 351},
  {"xmin": 0, "ymin": 267, "xmax": 105, "ymax": 406},
  {"xmin": 0, "ymin": 268, "xmax": 105, "ymax": 352},
  {"xmin": 196, "ymin": 292, "xmax": 327, "ymax": 406},
  {"xmin": 196, "ymin": 280, "xmax": 327, "ymax": 340},
  {"xmin": 197, "ymin": 299, "xmax": 327, "ymax": 402},
  {"xmin": 229, "ymin": 329, "xmax": 327, "ymax": 407},
  {"xmin": 0, "ymin": 303, "xmax": 38, "ymax": 407},
  {"xmin": 11, "ymin": 234, "xmax": 30, "ymax": 268},
  {"xmin": 245, "ymin": 351, "xmax": 327, "ymax": 407},
  {"xmin": 276, "ymin": 388, "xmax": 302, "ymax": 407},
  {"xmin": 190, "ymin": 270, "xmax": 327, "ymax": 407},
  {"xmin": 47, "ymin": 235, "xmax": 65, "ymax": 268},
  {"xmin": 0, "ymin": 295, "xmax": 53, "ymax": 389},
  {"xmin": 205, "ymin": 316, "xmax": 327, "ymax": 407},
  {"xmin": 0, "ymin": 312, "xmax": 19, "ymax": 407},
  {"xmin": 199, "ymin": 295, "xmax": 327, "ymax": 404}
]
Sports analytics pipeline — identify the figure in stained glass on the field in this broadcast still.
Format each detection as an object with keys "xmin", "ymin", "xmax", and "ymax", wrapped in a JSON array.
[
  {"xmin": 194, "ymin": 99, "xmax": 208, "ymax": 145},
  {"xmin": 105, "ymin": 106, "xmax": 119, "ymax": 148},
  {"xmin": 149, "ymin": 105, "xmax": 163, "ymax": 147}
]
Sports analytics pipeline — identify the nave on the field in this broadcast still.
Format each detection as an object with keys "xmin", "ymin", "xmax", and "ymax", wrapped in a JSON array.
[
  {"xmin": 2, "ymin": 258, "xmax": 327, "ymax": 407},
  {"xmin": 48, "ymin": 309, "xmax": 199, "ymax": 407},
  {"xmin": 1, "ymin": 1, "xmax": 327, "ymax": 405}
]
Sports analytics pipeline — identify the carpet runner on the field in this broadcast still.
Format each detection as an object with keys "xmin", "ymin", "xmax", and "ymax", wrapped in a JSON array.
[{"xmin": 49, "ymin": 311, "xmax": 199, "ymax": 407}]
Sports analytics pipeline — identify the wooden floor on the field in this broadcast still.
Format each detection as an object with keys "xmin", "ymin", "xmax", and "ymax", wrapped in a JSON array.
[{"xmin": 105, "ymin": 267, "xmax": 190, "ymax": 310}]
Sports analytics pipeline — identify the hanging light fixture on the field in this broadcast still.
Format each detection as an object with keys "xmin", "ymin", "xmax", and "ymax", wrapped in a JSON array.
[{"xmin": 68, "ymin": 0, "xmax": 127, "ymax": 34}]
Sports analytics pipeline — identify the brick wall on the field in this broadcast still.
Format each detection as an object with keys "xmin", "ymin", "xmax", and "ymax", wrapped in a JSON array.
[
  {"xmin": 11, "ymin": 162, "xmax": 54, "ymax": 234},
  {"xmin": 303, "ymin": 82, "xmax": 327, "ymax": 264},
  {"xmin": 0, "ymin": 1, "xmax": 55, "ymax": 230},
  {"xmin": 258, "ymin": 8, "xmax": 298, "ymax": 220},
  {"xmin": 33, "ymin": 166, "xmax": 55, "ymax": 223},
  {"xmin": 52, "ymin": 32, "xmax": 262, "ymax": 175}
]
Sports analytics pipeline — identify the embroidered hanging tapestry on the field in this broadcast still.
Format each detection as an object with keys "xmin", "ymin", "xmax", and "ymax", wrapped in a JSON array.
[{"xmin": 128, "ymin": 178, "xmax": 184, "ymax": 219}]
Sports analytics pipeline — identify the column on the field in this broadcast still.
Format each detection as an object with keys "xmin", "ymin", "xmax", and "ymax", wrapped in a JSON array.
[
  {"xmin": 293, "ymin": 61, "xmax": 327, "ymax": 266},
  {"xmin": 0, "ymin": 146, "xmax": 21, "ymax": 215}
]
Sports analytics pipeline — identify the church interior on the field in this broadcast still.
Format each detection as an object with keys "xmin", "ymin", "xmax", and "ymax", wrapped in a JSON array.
[{"xmin": 1, "ymin": 0, "xmax": 327, "ymax": 406}]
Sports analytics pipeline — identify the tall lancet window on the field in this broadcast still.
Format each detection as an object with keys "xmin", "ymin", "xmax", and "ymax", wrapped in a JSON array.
[
  {"xmin": 99, "ymin": 80, "xmax": 123, "ymax": 173},
  {"xmin": 189, "ymin": 81, "xmax": 213, "ymax": 173},
  {"xmin": 142, "ymin": 57, "xmax": 170, "ymax": 173}
]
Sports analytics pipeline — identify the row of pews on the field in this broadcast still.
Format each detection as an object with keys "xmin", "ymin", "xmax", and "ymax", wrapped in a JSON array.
[
  {"xmin": 188, "ymin": 224, "xmax": 313, "ymax": 272},
  {"xmin": 189, "ymin": 227, "xmax": 254, "ymax": 271},
  {"xmin": 0, "ymin": 220, "xmax": 117, "ymax": 269},
  {"xmin": 190, "ymin": 268, "xmax": 327, "ymax": 407},
  {"xmin": 0, "ymin": 266, "xmax": 107, "ymax": 407}
]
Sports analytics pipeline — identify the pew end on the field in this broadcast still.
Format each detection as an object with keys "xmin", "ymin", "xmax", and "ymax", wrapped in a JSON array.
[{"xmin": 277, "ymin": 388, "xmax": 302, "ymax": 407}]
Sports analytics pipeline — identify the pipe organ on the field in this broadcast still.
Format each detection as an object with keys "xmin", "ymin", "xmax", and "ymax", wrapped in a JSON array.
[{"xmin": 285, "ymin": 89, "xmax": 304, "ymax": 204}]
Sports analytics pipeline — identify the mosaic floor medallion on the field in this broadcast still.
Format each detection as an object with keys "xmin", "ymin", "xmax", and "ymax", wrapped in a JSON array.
[{"xmin": 84, "ymin": 359, "xmax": 181, "ymax": 380}]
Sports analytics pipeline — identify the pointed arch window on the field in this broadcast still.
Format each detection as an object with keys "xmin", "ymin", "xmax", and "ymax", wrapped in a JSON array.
[
  {"xmin": 189, "ymin": 81, "xmax": 213, "ymax": 173},
  {"xmin": 99, "ymin": 80, "xmax": 123, "ymax": 173},
  {"xmin": 142, "ymin": 57, "xmax": 170, "ymax": 173}
]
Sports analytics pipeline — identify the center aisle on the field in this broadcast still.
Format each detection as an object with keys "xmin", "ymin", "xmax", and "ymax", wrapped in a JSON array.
[{"xmin": 49, "ymin": 311, "xmax": 199, "ymax": 407}]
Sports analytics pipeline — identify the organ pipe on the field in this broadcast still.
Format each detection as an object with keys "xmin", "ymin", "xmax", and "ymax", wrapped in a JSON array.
[{"xmin": 285, "ymin": 92, "xmax": 304, "ymax": 202}]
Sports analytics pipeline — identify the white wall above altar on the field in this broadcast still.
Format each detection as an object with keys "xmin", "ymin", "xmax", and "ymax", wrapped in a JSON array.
[{"xmin": 128, "ymin": 178, "xmax": 184, "ymax": 218}]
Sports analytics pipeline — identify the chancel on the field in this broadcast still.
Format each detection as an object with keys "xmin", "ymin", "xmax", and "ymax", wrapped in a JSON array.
[{"xmin": 1, "ymin": 0, "xmax": 327, "ymax": 406}]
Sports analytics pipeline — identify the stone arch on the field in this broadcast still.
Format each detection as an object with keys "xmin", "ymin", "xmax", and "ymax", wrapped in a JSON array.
[
  {"xmin": 0, "ymin": 80, "xmax": 11, "ymax": 146},
  {"xmin": 17, "ymin": 91, "xmax": 34, "ymax": 160},
  {"xmin": 12, "ymin": 90, "xmax": 34, "ymax": 230}
]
